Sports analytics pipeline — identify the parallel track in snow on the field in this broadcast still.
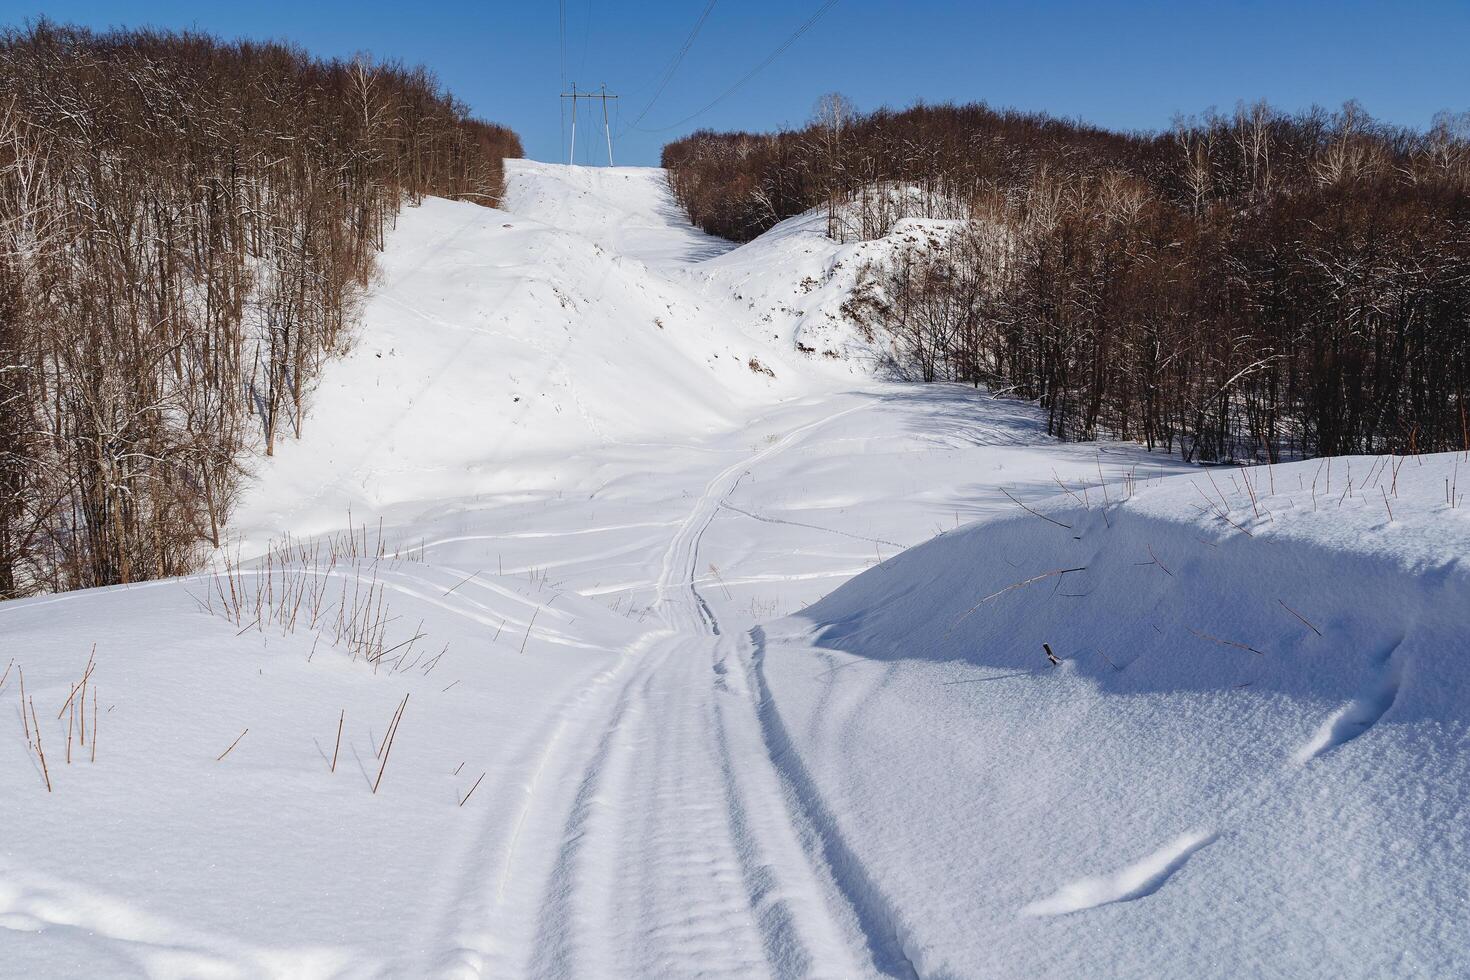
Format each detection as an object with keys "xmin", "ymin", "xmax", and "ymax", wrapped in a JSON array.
[{"xmin": 419, "ymin": 402, "xmax": 896, "ymax": 978}]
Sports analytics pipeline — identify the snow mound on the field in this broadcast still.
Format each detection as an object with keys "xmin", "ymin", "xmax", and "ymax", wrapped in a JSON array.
[
  {"xmin": 761, "ymin": 452, "xmax": 1470, "ymax": 977},
  {"xmin": 693, "ymin": 207, "xmax": 975, "ymax": 371}
]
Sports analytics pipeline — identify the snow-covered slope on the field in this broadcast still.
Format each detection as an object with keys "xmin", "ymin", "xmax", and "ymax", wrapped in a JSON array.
[
  {"xmin": 233, "ymin": 159, "xmax": 853, "ymax": 542},
  {"xmin": 4, "ymin": 160, "xmax": 1466, "ymax": 979}
]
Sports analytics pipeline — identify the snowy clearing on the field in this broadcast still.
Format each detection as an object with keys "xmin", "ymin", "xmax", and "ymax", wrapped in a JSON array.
[{"xmin": 3, "ymin": 160, "xmax": 1467, "ymax": 979}]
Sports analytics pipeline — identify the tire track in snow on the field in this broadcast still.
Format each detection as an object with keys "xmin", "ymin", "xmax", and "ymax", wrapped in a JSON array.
[
  {"xmin": 481, "ymin": 400, "xmax": 888, "ymax": 978},
  {"xmin": 654, "ymin": 404, "xmax": 867, "ymax": 636},
  {"xmin": 528, "ymin": 666, "xmax": 655, "ymax": 978},
  {"xmin": 420, "ymin": 406, "xmax": 873, "ymax": 977},
  {"xmin": 622, "ymin": 401, "xmax": 899, "ymax": 977},
  {"xmin": 749, "ymin": 627, "xmax": 920, "ymax": 979},
  {"xmin": 418, "ymin": 628, "xmax": 669, "ymax": 978},
  {"xmin": 718, "ymin": 500, "xmax": 906, "ymax": 550}
]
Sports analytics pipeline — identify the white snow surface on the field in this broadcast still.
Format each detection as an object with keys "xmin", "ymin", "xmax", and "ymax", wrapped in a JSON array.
[{"xmin": 3, "ymin": 159, "xmax": 1468, "ymax": 979}]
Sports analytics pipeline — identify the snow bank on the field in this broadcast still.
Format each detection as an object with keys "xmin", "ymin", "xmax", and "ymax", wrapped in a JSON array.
[{"xmin": 760, "ymin": 452, "xmax": 1470, "ymax": 976}]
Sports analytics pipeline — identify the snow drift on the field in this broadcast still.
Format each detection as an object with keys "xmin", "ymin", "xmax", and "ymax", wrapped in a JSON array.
[{"xmin": 760, "ymin": 452, "xmax": 1470, "ymax": 977}]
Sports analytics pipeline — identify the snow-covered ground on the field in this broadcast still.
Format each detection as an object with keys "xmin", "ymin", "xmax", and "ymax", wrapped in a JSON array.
[{"xmin": 3, "ymin": 160, "xmax": 1467, "ymax": 979}]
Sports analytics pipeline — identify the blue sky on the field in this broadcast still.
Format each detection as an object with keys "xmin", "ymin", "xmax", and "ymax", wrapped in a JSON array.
[{"xmin": 6, "ymin": 1, "xmax": 1468, "ymax": 166}]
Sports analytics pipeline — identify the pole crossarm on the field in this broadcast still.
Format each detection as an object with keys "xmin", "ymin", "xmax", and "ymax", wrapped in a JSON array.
[{"xmin": 560, "ymin": 84, "xmax": 619, "ymax": 166}]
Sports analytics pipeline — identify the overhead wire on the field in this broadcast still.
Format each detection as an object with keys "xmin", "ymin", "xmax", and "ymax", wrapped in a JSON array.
[
  {"xmin": 617, "ymin": 0, "xmax": 719, "ymax": 136},
  {"xmin": 578, "ymin": 0, "xmax": 593, "ymax": 79},
  {"xmin": 630, "ymin": 0, "xmax": 842, "ymax": 134}
]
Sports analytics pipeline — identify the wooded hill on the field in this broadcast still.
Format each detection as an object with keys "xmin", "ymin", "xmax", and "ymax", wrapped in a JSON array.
[
  {"xmin": 0, "ymin": 23, "xmax": 521, "ymax": 598},
  {"xmin": 664, "ymin": 101, "xmax": 1470, "ymax": 465}
]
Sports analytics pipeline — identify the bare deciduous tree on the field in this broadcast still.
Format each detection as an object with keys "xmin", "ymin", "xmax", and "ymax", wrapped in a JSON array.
[{"xmin": 0, "ymin": 22, "xmax": 523, "ymax": 599}]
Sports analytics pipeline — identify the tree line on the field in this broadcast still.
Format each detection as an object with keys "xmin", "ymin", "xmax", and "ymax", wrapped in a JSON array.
[
  {"xmin": 663, "ymin": 99, "xmax": 1470, "ymax": 465},
  {"xmin": 0, "ymin": 22, "xmax": 521, "ymax": 599}
]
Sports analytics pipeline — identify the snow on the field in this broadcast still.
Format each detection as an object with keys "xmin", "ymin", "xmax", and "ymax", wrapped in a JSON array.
[
  {"xmin": 3, "ymin": 160, "xmax": 1467, "ymax": 978},
  {"xmin": 759, "ymin": 451, "xmax": 1470, "ymax": 976}
]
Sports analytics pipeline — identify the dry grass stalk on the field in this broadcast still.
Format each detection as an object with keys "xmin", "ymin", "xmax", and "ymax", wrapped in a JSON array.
[
  {"xmin": 1133, "ymin": 544, "xmax": 1174, "ymax": 577},
  {"xmin": 376, "ymin": 694, "xmax": 409, "ymax": 758},
  {"xmin": 1191, "ymin": 480, "xmax": 1254, "ymax": 537},
  {"xmin": 56, "ymin": 645, "xmax": 95, "ymax": 719},
  {"xmin": 1187, "ymin": 627, "xmax": 1265, "ymax": 656},
  {"xmin": 373, "ymin": 694, "xmax": 409, "ymax": 794},
  {"xmin": 443, "ymin": 569, "xmax": 481, "ymax": 596},
  {"xmin": 19, "ymin": 667, "xmax": 29, "ymax": 743},
  {"xmin": 29, "ymin": 697, "xmax": 50, "ymax": 792},
  {"xmin": 459, "ymin": 771, "xmax": 487, "ymax": 807},
  {"xmin": 206, "ymin": 520, "xmax": 445, "ymax": 672},
  {"xmin": 948, "ymin": 566, "xmax": 1088, "ymax": 632},
  {"xmin": 999, "ymin": 486, "xmax": 1072, "ymax": 530},
  {"xmin": 518, "ymin": 608, "xmax": 541, "ymax": 655},
  {"xmin": 1277, "ymin": 599, "xmax": 1323, "ymax": 637},
  {"xmin": 216, "ymin": 728, "xmax": 249, "ymax": 762},
  {"xmin": 331, "ymin": 709, "xmax": 344, "ymax": 773},
  {"xmin": 1051, "ymin": 470, "xmax": 1088, "ymax": 508}
]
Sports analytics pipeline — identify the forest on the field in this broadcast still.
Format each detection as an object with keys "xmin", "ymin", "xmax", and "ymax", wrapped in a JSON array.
[
  {"xmin": 0, "ymin": 22, "xmax": 520, "ymax": 598},
  {"xmin": 663, "ymin": 99, "xmax": 1470, "ymax": 466}
]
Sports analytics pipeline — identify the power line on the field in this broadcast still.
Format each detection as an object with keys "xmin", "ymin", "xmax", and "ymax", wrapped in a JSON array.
[
  {"xmin": 577, "ymin": 0, "xmax": 593, "ymax": 79},
  {"xmin": 619, "ymin": 0, "xmax": 719, "ymax": 135},
  {"xmin": 631, "ymin": 0, "xmax": 841, "ymax": 134}
]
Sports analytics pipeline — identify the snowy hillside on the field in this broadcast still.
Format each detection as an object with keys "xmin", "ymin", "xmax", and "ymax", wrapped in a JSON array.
[
  {"xmin": 231, "ymin": 161, "xmax": 852, "ymax": 542},
  {"xmin": 3, "ymin": 161, "xmax": 1466, "ymax": 979}
]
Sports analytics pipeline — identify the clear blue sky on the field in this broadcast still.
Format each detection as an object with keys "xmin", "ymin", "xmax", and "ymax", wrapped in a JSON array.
[{"xmin": 5, "ymin": 1, "xmax": 1468, "ymax": 166}]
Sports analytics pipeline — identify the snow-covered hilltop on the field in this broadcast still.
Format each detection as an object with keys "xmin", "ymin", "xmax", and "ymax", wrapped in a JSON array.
[{"xmin": 3, "ymin": 162, "xmax": 1467, "ymax": 979}]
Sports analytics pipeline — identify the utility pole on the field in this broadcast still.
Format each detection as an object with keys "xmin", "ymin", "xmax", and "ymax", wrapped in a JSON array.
[
  {"xmin": 560, "ymin": 83, "xmax": 619, "ymax": 166},
  {"xmin": 601, "ymin": 84, "xmax": 614, "ymax": 167}
]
